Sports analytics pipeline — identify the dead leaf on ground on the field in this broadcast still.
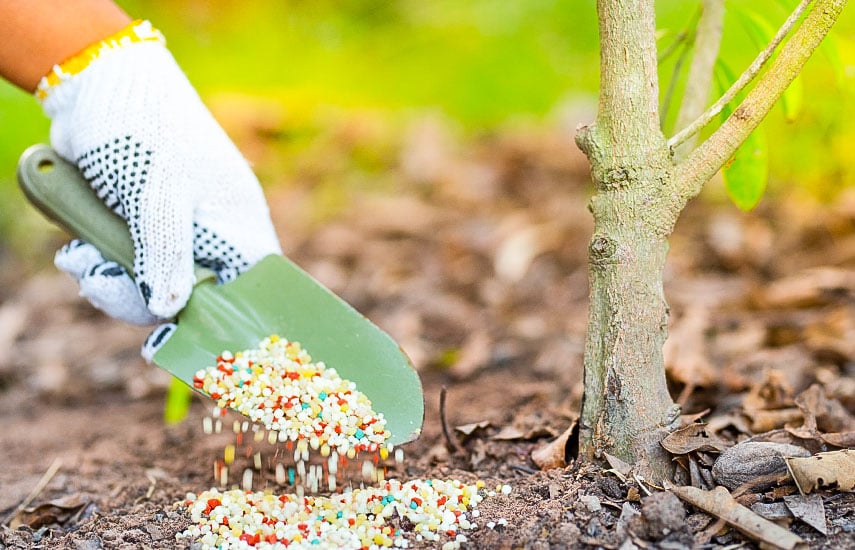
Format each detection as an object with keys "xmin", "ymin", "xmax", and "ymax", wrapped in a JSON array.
[
  {"xmin": 667, "ymin": 484, "xmax": 807, "ymax": 550},
  {"xmin": 531, "ymin": 420, "xmax": 577, "ymax": 470},
  {"xmin": 663, "ymin": 306, "xmax": 718, "ymax": 399},
  {"xmin": 794, "ymin": 384, "xmax": 855, "ymax": 434},
  {"xmin": 751, "ymin": 409, "xmax": 805, "ymax": 434},
  {"xmin": 454, "ymin": 420, "xmax": 491, "ymax": 436},
  {"xmin": 9, "ymin": 494, "xmax": 88, "ymax": 529},
  {"xmin": 815, "ymin": 366, "xmax": 855, "ymax": 413},
  {"xmin": 661, "ymin": 423, "xmax": 730, "ymax": 455},
  {"xmin": 819, "ymin": 431, "xmax": 855, "ymax": 448},
  {"xmin": 785, "ymin": 449, "xmax": 855, "ymax": 494},
  {"xmin": 783, "ymin": 494, "xmax": 828, "ymax": 535},
  {"xmin": 491, "ymin": 410, "xmax": 559, "ymax": 441},
  {"xmin": 803, "ymin": 305, "xmax": 855, "ymax": 362},
  {"xmin": 741, "ymin": 369, "xmax": 804, "ymax": 433},
  {"xmin": 604, "ymin": 453, "xmax": 633, "ymax": 480},
  {"xmin": 751, "ymin": 501, "xmax": 793, "ymax": 522},
  {"xmin": 705, "ymin": 414, "xmax": 753, "ymax": 436},
  {"xmin": 752, "ymin": 267, "xmax": 855, "ymax": 309},
  {"xmin": 743, "ymin": 369, "xmax": 795, "ymax": 412},
  {"xmin": 723, "ymin": 346, "xmax": 814, "ymax": 394}
]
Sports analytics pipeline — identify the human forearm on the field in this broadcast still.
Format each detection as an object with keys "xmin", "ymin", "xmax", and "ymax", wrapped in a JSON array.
[{"xmin": 0, "ymin": 0, "xmax": 131, "ymax": 91}]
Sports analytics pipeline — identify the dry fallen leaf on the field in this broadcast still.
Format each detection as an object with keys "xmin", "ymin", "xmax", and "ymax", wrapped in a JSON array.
[
  {"xmin": 741, "ymin": 369, "xmax": 804, "ymax": 432},
  {"xmin": 531, "ymin": 420, "xmax": 577, "ymax": 470},
  {"xmin": 820, "ymin": 431, "xmax": 855, "ymax": 448},
  {"xmin": 743, "ymin": 369, "xmax": 796, "ymax": 412},
  {"xmin": 604, "ymin": 452, "xmax": 633, "ymax": 479},
  {"xmin": 661, "ymin": 423, "xmax": 730, "ymax": 455},
  {"xmin": 753, "ymin": 267, "xmax": 855, "ymax": 309},
  {"xmin": 751, "ymin": 501, "xmax": 793, "ymax": 522},
  {"xmin": 803, "ymin": 305, "xmax": 855, "ymax": 361},
  {"xmin": 748, "ymin": 408, "xmax": 804, "ymax": 434},
  {"xmin": 663, "ymin": 306, "xmax": 718, "ymax": 397},
  {"xmin": 723, "ymin": 347, "xmax": 813, "ymax": 395},
  {"xmin": 785, "ymin": 449, "xmax": 855, "ymax": 494},
  {"xmin": 454, "ymin": 420, "xmax": 491, "ymax": 436},
  {"xmin": 490, "ymin": 410, "xmax": 557, "ymax": 441},
  {"xmin": 667, "ymin": 484, "xmax": 807, "ymax": 550},
  {"xmin": 794, "ymin": 384, "xmax": 855, "ymax": 434},
  {"xmin": 9, "ymin": 494, "xmax": 88, "ymax": 529},
  {"xmin": 783, "ymin": 494, "xmax": 827, "ymax": 535},
  {"xmin": 493, "ymin": 219, "xmax": 561, "ymax": 283}
]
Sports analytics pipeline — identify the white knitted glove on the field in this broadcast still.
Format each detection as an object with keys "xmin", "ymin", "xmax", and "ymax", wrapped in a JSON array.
[
  {"xmin": 54, "ymin": 239, "xmax": 175, "ymax": 361},
  {"xmin": 41, "ymin": 21, "xmax": 281, "ymax": 330},
  {"xmin": 55, "ymin": 239, "xmax": 159, "ymax": 325}
]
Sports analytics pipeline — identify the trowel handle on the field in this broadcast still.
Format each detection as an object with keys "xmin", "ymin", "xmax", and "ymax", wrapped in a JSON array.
[{"xmin": 17, "ymin": 144, "xmax": 214, "ymax": 284}]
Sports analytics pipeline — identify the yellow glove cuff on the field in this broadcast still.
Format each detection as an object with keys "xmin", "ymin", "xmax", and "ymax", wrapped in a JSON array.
[{"xmin": 36, "ymin": 20, "xmax": 166, "ymax": 101}]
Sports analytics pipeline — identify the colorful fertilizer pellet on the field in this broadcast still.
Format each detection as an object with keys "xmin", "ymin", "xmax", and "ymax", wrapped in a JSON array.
[
  {"xmin": 176, "ymin": 478, "xmax": 491, "ymax": 549},
  {"xmin": 194, "ymin": 335, "xmax": 390, "ymax": 455},
  {"xmin": 195, "ymin": 335, "xmax": 406, "ymax": 492},
  {"xmin": 178, "ymin": 335, "xmax": 505, "ymax": 548}
]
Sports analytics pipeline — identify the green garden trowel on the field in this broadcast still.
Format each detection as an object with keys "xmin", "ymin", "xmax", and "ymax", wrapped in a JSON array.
[{"xmin": 17, "ymin": 144, "xmax": 423, "ymax": 445}]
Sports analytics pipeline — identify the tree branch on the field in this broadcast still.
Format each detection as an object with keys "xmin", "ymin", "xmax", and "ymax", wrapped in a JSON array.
[
  {"xmin": 668, "ymin": 0, "xmax": 813, "ymax": 150},
  {"xmin": 673, "ymin": 0, "xmax": 846, "ymax": 203},
  {"xmin": 657, "ymin": 8, "xmax": 700, "ymax": 64},
  {"xmin": 659, "ymin": 31, "xmax": 693, "ymax": 128},
  {"xmin": 673, "ymin": 0, "xmax": 725, "ymax": 159}
]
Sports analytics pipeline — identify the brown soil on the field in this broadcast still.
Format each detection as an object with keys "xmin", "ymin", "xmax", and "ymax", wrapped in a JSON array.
[{"xmin": 1, "ymin": 117, "xmax": 853, "ymax": 549}]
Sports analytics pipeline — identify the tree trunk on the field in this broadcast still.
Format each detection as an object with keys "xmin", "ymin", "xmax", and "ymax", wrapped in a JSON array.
[
  {"xmin": 576, "ymin": 162, "xmax": 682, "ymax": 477},
  {"xmin": 575, "ymin": 0, "xmax": 847, "ymax": 480},
  {"xmin": 575, "ymin": 0, "xmax": 681, "ymax": 479}
]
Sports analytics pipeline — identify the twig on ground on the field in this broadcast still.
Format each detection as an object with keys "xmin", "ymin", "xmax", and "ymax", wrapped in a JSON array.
[
  {"xmin": 1, "ymin": 456, "xmax": 62, "ymax": 526},
  {"xmin": 696, "ymin": 517, "xmax": 727, "ymax": 545},
  {"xmin": 134, "ymin": 471, "xmax": 159, "ymax": 505}
]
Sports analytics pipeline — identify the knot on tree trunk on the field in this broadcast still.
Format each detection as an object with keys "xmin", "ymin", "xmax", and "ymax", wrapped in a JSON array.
[
  {"xmin": 602, "ymin": 166, "xmax": 639, "ymax": 190},
  {"xmin": 589, "ymin": 235, "xmax": 619, "ymax": 265}
]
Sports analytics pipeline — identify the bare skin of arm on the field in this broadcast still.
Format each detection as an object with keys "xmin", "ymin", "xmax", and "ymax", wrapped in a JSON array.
[{"xmin": 0, "ymin": 0, "xmax": 131, "ymax": 92}]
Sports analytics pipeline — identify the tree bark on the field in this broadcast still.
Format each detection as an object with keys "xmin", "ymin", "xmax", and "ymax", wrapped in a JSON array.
[{"xmin": 576, "ymin": 0, "xmax": 680, "ymax": 479}]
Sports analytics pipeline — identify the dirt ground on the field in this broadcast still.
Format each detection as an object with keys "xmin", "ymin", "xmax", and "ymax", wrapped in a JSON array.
[{"xmin": 0, "ymin": 114, "xmax": 853, "ymax": 549}]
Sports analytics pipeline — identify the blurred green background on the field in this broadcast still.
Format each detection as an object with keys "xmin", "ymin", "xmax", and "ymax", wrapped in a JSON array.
[{"xmin": 0, "ymin": 0, "xmax": 852, "ymax": 259}]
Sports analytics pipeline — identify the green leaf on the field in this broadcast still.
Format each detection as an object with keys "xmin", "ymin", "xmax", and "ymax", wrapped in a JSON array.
[
  {"xmin": 781, "ymin": 73, "xmax": 803, "ymax": 122},
  {"xmin": 730, "ymin": 5, "xmax": 803, "ymax": 121},
  {"xmin": 164, "ymin": 377, "xmax": 193, "ymax": 424},
  {"xmin": 769, "ymin": 0, "xmax": 800, "ymax": 10},
  {"xmin": 714, "ymin": 60, "xmax": 769, "ymax": 211},
  {"xmin": 722, "ymin": 123, "xmax": 768, "ymax": 211},
  {"xmin": 820, "ymin": 32, "xmax": 847, "ymax": 89}
]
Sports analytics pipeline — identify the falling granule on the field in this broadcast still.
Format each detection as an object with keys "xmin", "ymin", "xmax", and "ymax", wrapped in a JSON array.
[
  {"xmin": 179, "ymin": 335, "xmax": 504, "ymax": 547},
  {"xmin": 176, "ymin": 478, "xmax": 489, "ymax": 549},
  {"xmin": 193, "ymin": 335, "xmax": 390, "ymax": 454},
  {"xmin": 194, "ymin": 335, "xmax": 403, "ymax": 490}
]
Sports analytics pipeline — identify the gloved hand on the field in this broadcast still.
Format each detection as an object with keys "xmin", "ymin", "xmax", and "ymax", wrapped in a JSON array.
[{"xmin": 40, "ymin": 21, "xmax": 281, "ymax": 358}]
